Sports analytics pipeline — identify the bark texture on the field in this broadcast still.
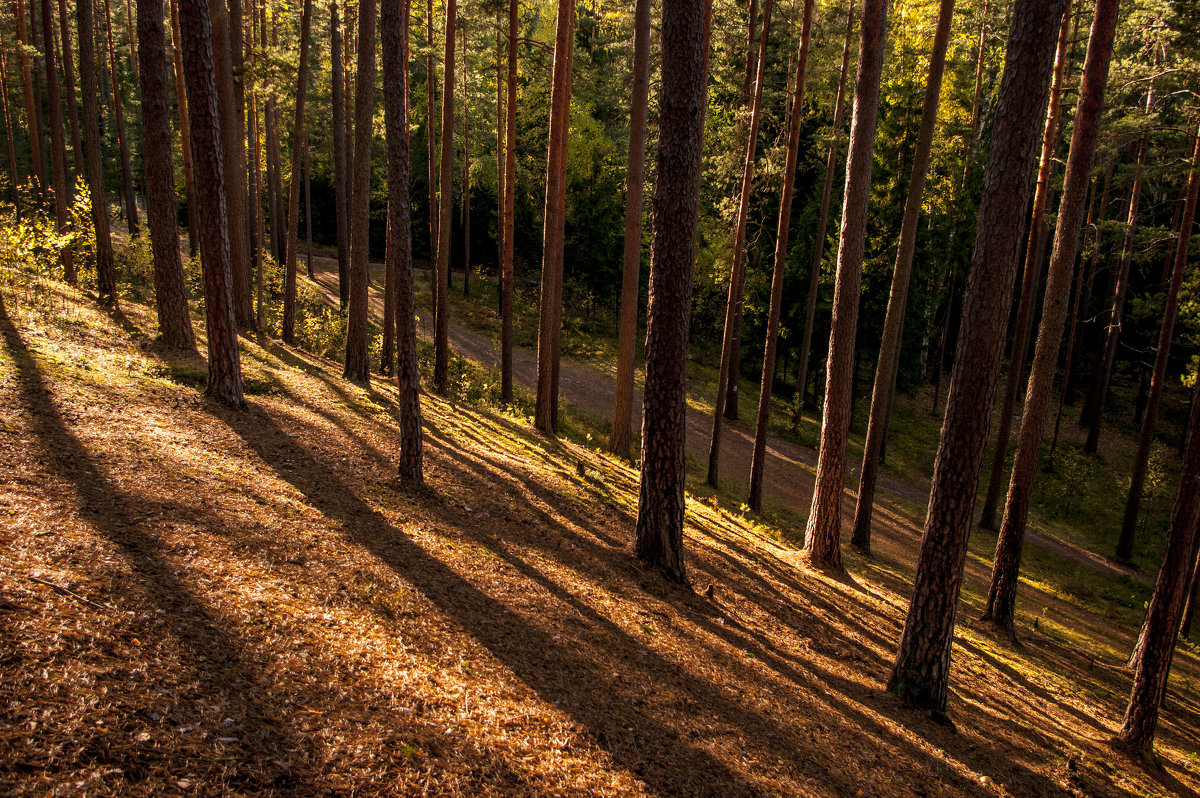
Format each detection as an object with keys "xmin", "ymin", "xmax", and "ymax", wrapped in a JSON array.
[
  {"xmin": 102, "ymin": 0, "xmax": 140, "ymax": 236},
  {"xmin": 501, "ymin": 0, "xmax": 517, "ymax": 405},
  {"xmin": 39, "ymin": 0, "xmax": 73, "ymax": 283},
  {"xmin": 281, "ymin": 0, "xmax": 313, "ymax": 345},
  {"xmin": 331, "ymin": 3, "xmax": 349, "ymax": 306},
  {"xmin": 887, "ymin": 0, "xmax": 1068, "ymax": 717},
  {"xmin": 344, "ymin": 0, "xmax": 376, "ymax": 383},
  {"xmin": 432, "ymin": 0, "xmax": 456, "ymax": 394},
  {"xmin": 77, "ymin": 0, "xmax": 117, "ymax": 305}
]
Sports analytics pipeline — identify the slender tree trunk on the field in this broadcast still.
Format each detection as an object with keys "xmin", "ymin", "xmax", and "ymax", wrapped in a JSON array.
[
  {"xmin": 13, "ymin": 0, "xmax": 44, "ymax": 203},
  {"xmin": 210, "ymin": 0, "xmax": 253, "ymax": 329},
  {"xmin": 1082, "ymin": 87, "xmax": 1155, "ymax": 454},
  {"xmin": 741, "ymin": 0, "xmax": 758, "ymax": 104},
  {"xmin": 706, "ymin": 0, "xmax": 774, "ymax": 482},
  {"xmin": 77, "ymin": 0, "xmax": 117, "ymax": 304},
  {"xmin": 532, "ymin": 0, "xmax": 573, "ymax": 432},
  {"xmin": 382, "ymin": 0, "xmax": 422, "ymax": 482},
  {"xmin": 305, "ymin": 130, "xmax": 312, "ymax": 278},
  {"xmin": 136, "ymin": 0, "xmax": 194, "ymax": 348},
  {"xmin": 1181, "ymin": 550, "xmax": 1199, "ymax": 639},
  {"xmin": 0, "ymin": 44, "xmax": 19, "ymax": 216},
  {"xmin": 1117, "ymin": 126, "xmax": 1200, "ymax": 561},
  {"xmin": 55, "ymin": 0, "xmax": 82, "ymax": 177},
  {"xmin": 431, "ymin": 0, "xmax": 456, "ymax": 395},
  {"xmin": 123, "ymin": 0, "xmax": 137, "ymax": 83},
  {"xmin": 501, "ymin": 0, "xmax": 516, "ymax": 405},
  {"xmin": 460, "ymin": 22, "xmax": 470, "ymax": 298},
  {"xmin": 39, "ymin": 0, "xmax": 74, "ymax": 283},
  {"xmin": 982, "ymin": 0, "xmax": 1120, "ymax": 638},
  {"xmin": 849, "ymin": 0, "xmax": 955, "ymax": 549},
  {"xmin": 609, "ymin": 0, "xmax": 652, "ymax": 458},
  {"xmin": 979, "ymin": 8, "xmax": 1072, "ymax": 530},
  {"xmin": 795, "ymin": 0, "xmax": 854, "ymax": 427},
  {"xmin": 102, "ymin": 0, "xmax": 139, "ymax": 236},
  {"xmin": 331, "ymin": 3, "xmax": 349, "ymax": 306},
  {"xmin": 635, "ymin": 0, "xmax": 709, "ymax": 584},
  {"xmin": 344, "ymin": 0, "xmax": 376, "ymax": 383},
  {"xmin": 177, "ymin": 0, "xmax": 243, "ymax": 407},
  {"xmin": 427, "ymin": 0, "xmax": 438, "ymax": 293},
  {"xmin": 747, "ymin": 0, "xmax": 814, "ymax": 512},
  {"xmin": 249, "ymin": 50, "xmax": 264, "ymax": 328},
  {"xmin": 281, "ymin": 0, "xmax": 313, "ymax": 345},
  {"xmin": 168, "ymin": 0, "xmax": 199, "ymax": 258},
  {"xmin": 1050, "ymin": 164, "xmax": 1112, "ymax": 464},
  {"xmin": 1117, "ymin": 378, "xmax": 1200, "ymax": 754},
  {"xmin": 887, "ymin": 0, "xmax": 1068, "ymax": 718},
  {"xmin": 802, "ymin": 0, "xmax": 890, "ymax": 571},
  {"xmin": 495, "ymin": 17, "xmax": 503, "ymax": 305}
]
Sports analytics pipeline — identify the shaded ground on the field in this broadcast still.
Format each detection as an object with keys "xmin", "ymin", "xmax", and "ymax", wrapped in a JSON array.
[
  {"xmin": 307, "ymin": 256, "xmax": 1148, "ymax": 585},
  {"xmin": 1, "ymin": 276, "xmax": 1197, "ymax": 796}
]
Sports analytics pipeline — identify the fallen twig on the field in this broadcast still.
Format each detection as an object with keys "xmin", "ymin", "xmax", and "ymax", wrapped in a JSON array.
[{"xmin": 29, "ymin": 575, "xmax": 107, "ymax": 611}]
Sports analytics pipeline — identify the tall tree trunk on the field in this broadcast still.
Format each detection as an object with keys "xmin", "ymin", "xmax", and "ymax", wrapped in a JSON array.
[
  {"xmin": 168, "ymin": 0, "xmax": 199, "ymax": 258},
  {"xmin": 432, "ymin": 0, "xmax": 456, "ymax": 395},
  {"xmin": 887, "ymin": 0, "xmax": 1068, "ymax": 718},
  {"xmin": 123, "ymin": 0, "xmax": 137, "ymax": 83},
  {"xmin": 427, "ymin": 0, "xmax": 438, "ymax": 296},
  {"xmin": 500, "ymin": 0, "xmax": 516, "ymax": 405},
  {"xmin": 741, "ymin": 0, "xmax": 758, "ymax": 104},
  {"xmin": 210, "ymin": 0, "xmax": 253, "ymax": 329},
  {"xmin": 461, "ymin": 21, "xmax": 470, "ymax": 299},
  {"xmin": 795, "ymin": 0, "xmax": 854, "ymax": 426},
  {"xmin": 1181, "ymin": 550, "xmax": 1199, "ymax": 639},
  {"xmin": 55, "ymin": 0, "xmax": 82, "ymax": 176},
  {"xmin": 13, "ymin": 0, "xmax": 44, "ymax": 203},
  {"xmin": 249, "ymin": 43, "xmax": 264, "ymax": 328},
  {"xmin": 136, "ymin": 0, "xmax": 195, "ymax": 349},
  {"xmin": 495, "ymin": 17, "xmax": 503, "ymax": 306},
  {"xmin": 982, "ymin": 0, "xmax": 1120, "ymax": 638},
  {"xmin": 802, "ymin": 0, "xmax": 890, "ymax": 572},
  {"xmin": 707, "ymin": 0, "xmax": 773, "ymax": 484},
  {"xmin": 609, "ymin": 0, "xmax": 652, "ymax": 458},
  {"xmin": 1049, "ymin": 163, "xmax": 1112, "ymax": 465},
  {"xmin": 747, "ymin": 0, "xmax": 814, "ymax": 512},
  {"xmin": 382, "ymin": 0, "xmax": 422, "ymax": 482},
  {"xmin": 39, "ymin": 0, "xmax": 74, "ymax": 283},
  {"xmin": 177, "ymin": 0, "xmax": 243, "ymax": 407},
  {"xmin": 532, "ymin": 0, "xmax": 573, "ymax": 432},
  {"xmin": 635, "ymin": 0, "xmax": 709, "ymax": 584},
  {"xmin": 0, "ymin": 43, "xmax": 19, "ymax": 215},
  {"xmin": 849, "ymin": 0, "xmax": 955, "ymax": 549},
  {"xmin": 1117, "ymin": 378, "xmax": 1200, "ymax": 755},
  {"xmin": 305, "ymin": 130, "xmax": 312, "ymax": 278},
  {"xmin": 77, "ymin": 0, "xmax": 117, "ymax": 304},
  {"xmin": 281, "ymin": 0, "xmax": 313, "ymax": 345},
  {"xmin": 331, "ymin": 3, "xmax": 349, "ymax": 306},
  {"xmin": 1082, "ymin": 86, "xmax": 1155, "ymax": 454},
  {"xmin": 979, "ymin": 8, "xmax": 1072, "ymax": 530},
  {"xmin": 344, "ymin": 0, "xmax": 376, "ymax": 383},
  {"xmin": 102, "ymin": 0, "xmax": 139, "ymax": 236},
  {"xmin": 1117, "ymin": 125, "xmax": 1200, "ymax": 562}
]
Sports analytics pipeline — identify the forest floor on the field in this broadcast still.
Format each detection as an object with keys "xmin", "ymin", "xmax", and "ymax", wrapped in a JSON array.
[{"xmin": 2, "ymin": 270, "xmax": 1199, "ymax": 796}]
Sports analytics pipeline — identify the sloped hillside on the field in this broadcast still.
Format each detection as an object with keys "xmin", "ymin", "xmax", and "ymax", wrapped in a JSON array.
[{"xmin": 1, "ymin": 282, "xmax": 1197, "ymax": 797}]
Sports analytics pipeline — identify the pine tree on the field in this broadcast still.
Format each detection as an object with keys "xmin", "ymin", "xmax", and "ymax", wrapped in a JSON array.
[
  {"xmin": 500, "ymin": 0, "xmax": 517, "ymax": 405},
  {"xmin": 38, "ymin": 0, "xmax": 73, "ymax": 283},
  {"xmin": 432, "ymin": 0, "xmax": 456, "ymax": 395},
  {"xmin": 76, "ymin": 0, "xmax": 117, "ymax": 305},
  {"xmin": 331, "ymin": 2, "xmax": 349, "ymax": 306},
  {"xmin": 281, "ymin": 0, "xmax": 314, "ymax": 345}
]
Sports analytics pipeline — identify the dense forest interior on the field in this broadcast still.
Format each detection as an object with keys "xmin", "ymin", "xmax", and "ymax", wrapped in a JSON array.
[{"xmin": 2, "ymin": 0, "xmax": 1200, "ymax": 793}]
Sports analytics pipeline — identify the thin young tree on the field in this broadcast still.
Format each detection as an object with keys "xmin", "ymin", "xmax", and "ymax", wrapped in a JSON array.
[
  {"xmin": 609, "ymin": 0, "xmax": 651, "ymax": 458},
  {"xmin": 427, "ymin": 0, "xmax": 438, "ymax": 292},
  {"xmin": 887, "ymin": 0, "xmax": 1068, "ymax": 717},
  {"xmin": 635, "ymin": 0, "xmax": 709, "ymax": 584},
  {"xmin": 982, "ymin": 0, "xmax": 1121, "ymax": 639},
  {"xmin": 382, "ymin": 0, "xmax": 422, "ymax": 482},
  {"xmin": 345, "ymin": 0, "xmax": 377, "ymax": 383},
  {"xmin": 432, "ymin": 0, "xmax": 455, "ymax": 395},
  {"xmin": 532, "ymin": 0, "xmax": 574, "ymax": 432},
  {"xmin": 1119, "ymin": 122, "xmax": 1200, "ymax": 572},
  {"xmin": 281, "ymin": 0, "xmax": 313, "ymax": 346},
  {"xmin": 461, "ymin": 20, "xmax": 470, "ymax": 298},
  {"xmin": 137, "ymin": 0, "xmax": 195, "ymax": 349},
  {"xmin": 1116, "ymin": 376, "xmax": 1200, "ymax": 755},
  {"xmin": 0, "ymin": 42, "xmax": 19, "ymax": 214},
  {"xmin": 77, "ymin": 0, "xmax": 117, "ymax": 304},
  {"xmin": 331, "ymin": 2, "xmax": 349, "ymax": 306},
  {"xmin": 801, "ymin": 0, "xmax": 890, "ymax": 571},
  {"xmin": 55, "ymin": 0, "xmax": 82, "ymax": 176},
  {"xmin": 495, "ymin": 16, "xmax": 503, "ymax": 305},
  {"xmin": 1181, "ymin": 550, "xmax": 1199, "ymax": 639},
  {"xmin": 979, "ymin": 8, "xmax": 1073, "ymax": 530},
  {"xmin": 849, "ymin": 0, "xmax": 955, "ymax": 549},
  {"xmin": 249, "ymin": 32, "xmax": 265, "ymax": 327},
  {"xmin": 500, "ymin": 0, "xmax": 517, "ymax": 405},
  {"xmin": 177, "ymin": 0, "xmax": 244, "ymax": 407},
  {"xmin": 168, "ymin": 0, "xmax": 199, "ymax": 257},
  {"xmin": 39, "ymin": 0, "xmax": 73, "ymax": 284},
  {"xmin": 13, "ymin": 0, "xmax": 43, "ymax": 202},
  {"xmin": 707, "ymin": 0, "xmax": 773, "ymax": 484},
  {"xmin": 101, "ymin": 0, "xmax": 139, "ymax": 236},
  {"xmin": 795, "ymin": 0, "xmax": 854, "ymax": 424},
  {"xmin": 747, "ymin": 0, "xmax": 814, "ymax": 512}
]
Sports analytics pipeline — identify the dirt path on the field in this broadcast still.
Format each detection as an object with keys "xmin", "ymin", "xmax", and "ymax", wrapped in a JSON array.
[{"xmin": 306, "ymin": 256, "xmax": 1147, "ymax": 585}]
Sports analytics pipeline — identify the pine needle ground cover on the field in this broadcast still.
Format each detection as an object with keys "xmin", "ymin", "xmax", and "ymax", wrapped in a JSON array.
[{"xmin": 1, "ymin": 279, "xmax": 1198, "ymax": 796}]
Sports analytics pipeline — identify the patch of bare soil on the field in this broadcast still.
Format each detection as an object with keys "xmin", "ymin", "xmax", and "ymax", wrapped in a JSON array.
[{"xmin": 1, "ymin": 284, "xmax": 1197, "ymax": 796}]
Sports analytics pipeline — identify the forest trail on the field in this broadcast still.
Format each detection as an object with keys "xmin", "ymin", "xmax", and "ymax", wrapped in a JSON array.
[{"xmin": 307, "ymin": 256, "xmax": 1146, "ymax": 586}]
